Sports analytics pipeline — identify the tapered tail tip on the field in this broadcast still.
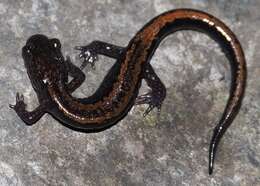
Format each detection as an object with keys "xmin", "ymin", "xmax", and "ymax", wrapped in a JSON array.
[
  {"xmin": 208, "ymin": 152, "xmax": 214, "ymax": 175},
  {"xmin": 209, "ymin": 143, "xmax": 215, "ymax": 175},
  {"xmin": 208, "ymin": 163, "xmax": 213, "ymax": 175}
]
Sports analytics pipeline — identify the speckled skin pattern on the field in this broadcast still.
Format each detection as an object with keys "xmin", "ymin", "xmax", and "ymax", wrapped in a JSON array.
[{"xmin": 2, "ymin": 0, "xmax": 260, "ymax": 185}]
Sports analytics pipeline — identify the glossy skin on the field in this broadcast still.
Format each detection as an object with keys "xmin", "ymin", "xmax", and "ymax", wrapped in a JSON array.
[{"xmin": 10, "ymin": 9, "xmax": 246, "ymax": 174}]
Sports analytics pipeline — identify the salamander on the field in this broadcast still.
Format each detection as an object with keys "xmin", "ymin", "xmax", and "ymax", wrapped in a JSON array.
[{"xmin": 10, "ymin": 9, "xmax": 246, "ymax": 174}]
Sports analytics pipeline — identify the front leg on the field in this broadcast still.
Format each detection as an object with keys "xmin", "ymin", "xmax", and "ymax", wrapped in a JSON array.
[
  {"xmin": 9, "ymin": 93, "xmax": 46, "ymax": 125},
  {"xmin": 75, "ymin": 41, "xmax": 125, "ymax": 69},
  {"xmin": 64, "ymin": 56, "xmax": 86, "ymax": 93}
]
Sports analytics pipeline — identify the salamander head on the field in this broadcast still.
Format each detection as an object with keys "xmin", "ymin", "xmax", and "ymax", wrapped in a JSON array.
[{"xmin": 22, "ymin": 34, "xmax": 63, "ymax": 64}]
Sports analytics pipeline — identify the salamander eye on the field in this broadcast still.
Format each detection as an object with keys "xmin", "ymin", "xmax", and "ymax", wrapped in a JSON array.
[
  {"xmin": 23, "ymin": 44, "xmax": 34, "ymax": 54},
  {"xmin": 50, "ymin": 38, "xmax": 61, "ymax": 49}
]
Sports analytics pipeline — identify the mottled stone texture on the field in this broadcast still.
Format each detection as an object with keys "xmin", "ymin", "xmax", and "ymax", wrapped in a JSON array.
[{"xmin": 1, "ymin": 0, "xmax": 259, "ymax": 185}]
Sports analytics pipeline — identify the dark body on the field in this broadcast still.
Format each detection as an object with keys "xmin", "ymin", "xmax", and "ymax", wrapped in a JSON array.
[{"xmin": 10, "ymin": 9, "xmax": 246, "ymax": 174}]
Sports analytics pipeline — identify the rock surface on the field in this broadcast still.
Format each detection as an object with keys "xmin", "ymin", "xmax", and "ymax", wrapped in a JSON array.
[{"xmin": 1, "ymin": 0, "xmax": 259, "ymax": 185}]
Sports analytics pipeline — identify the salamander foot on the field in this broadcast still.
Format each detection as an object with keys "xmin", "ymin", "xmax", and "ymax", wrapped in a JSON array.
[{"xmin": 75, "ymin": 45, "xmax": 98, "ymax": 70}]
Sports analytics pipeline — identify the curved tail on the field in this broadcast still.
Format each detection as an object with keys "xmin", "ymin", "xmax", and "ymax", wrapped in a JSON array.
[{"xmin": 129, "ymin": 9, "xmax": 247, "ymax": 174}]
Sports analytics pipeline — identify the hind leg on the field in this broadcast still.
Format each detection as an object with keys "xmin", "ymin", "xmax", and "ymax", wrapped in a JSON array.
[{"xmin": 135, "ymin": 64, "xmax": 166, "ymax": 116}]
